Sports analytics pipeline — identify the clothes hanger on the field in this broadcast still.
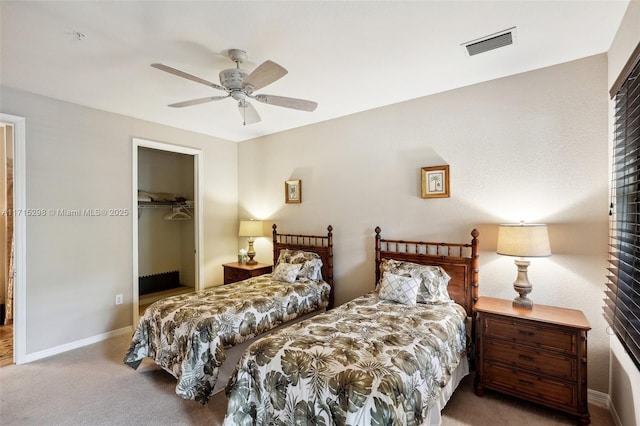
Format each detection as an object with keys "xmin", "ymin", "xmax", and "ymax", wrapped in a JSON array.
[{"xmin": 164, "ymin": 207, "xmax": 192, "ymax": 221}]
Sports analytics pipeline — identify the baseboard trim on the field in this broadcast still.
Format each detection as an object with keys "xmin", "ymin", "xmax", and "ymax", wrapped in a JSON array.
[
  {"xmin": 21, "ymin": 326, "xmax": 133, "ymax": 364},
  {"xmin": 609, "ymin": 398, "xmax": 623, "ymax": 426},
  {"xmin": 588, "ymin": 388, "xmax": 609, "ymax": 407}
]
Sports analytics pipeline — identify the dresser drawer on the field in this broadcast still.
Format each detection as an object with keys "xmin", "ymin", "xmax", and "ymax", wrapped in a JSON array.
[
  {"xmin": 483, "ymin": 362, "xmax": 577, "ymax": 411},
  {"xmin": 484, "ymin": 315, "xmax": 577, "ymax": 354},
  {"xmin": 223, "ymin": 263, "xmax": 273, "ymax": 284},
  {"xmin": 484, "ymin": 339, "xmax": 576, "ymax": 380},
  {"xmin": 225, "ymin": 268, "xmax": 248, "ymax": 283}
]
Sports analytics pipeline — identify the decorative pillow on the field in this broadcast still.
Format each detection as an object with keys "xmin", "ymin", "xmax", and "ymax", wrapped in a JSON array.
[
  {"xmin": 276, "ymin": 249, "xmax": 323, "ymax": 281},
  {"xmin": 296, "ymin": 258, "xmax": 323, "ymax": 281},
  {"xmin": 378, "ymin": 272, "xmax": 421, "ymax": 306},
  {"xmin": 378, "ymin": 259, "xmax": 452, "ymax": 303},
  {"xmin": 272, "ymin": 262, "xmax": 302, "ymax": 283},
  {"xmin": 418, "ymin": 265, "xmax": 452, "ymax": 303}
]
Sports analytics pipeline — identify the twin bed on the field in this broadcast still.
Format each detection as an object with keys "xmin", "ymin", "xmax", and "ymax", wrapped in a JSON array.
[
  {"xmin": 124, "ymin": 225, "xmax": 334, "ymax": 402},
  {"xmin": 224, "ymin": 227, "xmax": 479, "ymax": 425},
  {"xmin": 124, "ymin": 225, "xmax": 480, "ymax": 425}
]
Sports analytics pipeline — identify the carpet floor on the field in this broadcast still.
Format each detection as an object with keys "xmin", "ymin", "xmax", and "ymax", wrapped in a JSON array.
[{"xmin": 0, "ymin": 332, "xmax": 614, "ymax": 425}]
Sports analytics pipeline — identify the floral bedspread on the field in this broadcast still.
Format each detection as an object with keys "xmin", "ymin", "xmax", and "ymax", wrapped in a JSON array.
[
  {"xmin": 123, "ymin": 274, "xmax": 330, "ymax": 403},
  {"xmin": 224, "ymin": 293, "xmax": 467, "ymax": 425}
]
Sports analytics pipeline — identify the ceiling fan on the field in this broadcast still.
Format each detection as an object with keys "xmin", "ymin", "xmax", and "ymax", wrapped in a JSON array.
[{"xmin": 152, "ymin": 49, "xmax": 318, "ymax": 125}]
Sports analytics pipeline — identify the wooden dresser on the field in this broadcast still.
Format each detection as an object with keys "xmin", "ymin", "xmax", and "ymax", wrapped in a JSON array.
[
  {"xmin": 222, "ymin": 262, "xmax": 272, "ymax": 284},
  {"xmin": 474, "ymin": 297, "xmax": 591, "ymax": 425}
]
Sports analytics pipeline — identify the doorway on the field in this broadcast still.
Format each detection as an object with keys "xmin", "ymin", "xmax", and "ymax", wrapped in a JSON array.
[
  {"xmin": 0, "ymin": 122, "xmax": 14, "ymax": 367},
  {"xmin": 132, "ymin": 138, "xmax": 203, "ymax": 323},
  {"xmin": 0, "ymin": 114, "xmax": 25, "ymax": 365}
]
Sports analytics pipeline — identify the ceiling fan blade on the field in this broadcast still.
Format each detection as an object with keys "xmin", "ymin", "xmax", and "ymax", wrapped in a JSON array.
[
  {"xmin": 237, "ymin": 101, "xmax": 261, "ymax": 125},
  {"xmin": 243, "ymin": 60, "xmax": 287, "ymax": 91},
  {"xmin": 168, "ymin": 95, "xmax": 230, "ymax": 108},
  {"xmin": 253, "ymin": 94, "xmax": 317, "ymax": 112},
  {"xmin": 151, "ymin": 63, "xmax": 227, "ymax": 92}
]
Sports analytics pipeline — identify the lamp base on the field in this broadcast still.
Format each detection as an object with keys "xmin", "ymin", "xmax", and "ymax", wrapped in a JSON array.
[
  {"xmin": 512, "ymin": 296, "xmax": 533, "ymax": 309},
  {"xmin": 246, "ymin": 239, "xmax": 257, "ymax": 265},
  {"xmin": 512, "ymin": 259, "xmax": 534, "ymax": 310}
]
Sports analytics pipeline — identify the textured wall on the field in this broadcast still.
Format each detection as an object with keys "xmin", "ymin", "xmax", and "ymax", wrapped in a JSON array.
[
  {"xmin": 0, "ymin": 86, "xmax": 238, "ymax": 356},
  {"xmin": 239, "ymin": 54, "xmax": 610, "ymax": 392}
]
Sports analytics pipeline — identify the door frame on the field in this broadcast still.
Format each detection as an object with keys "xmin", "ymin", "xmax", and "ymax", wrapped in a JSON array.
[
  {"xmin": 0, "ymin": 113, "xmax": 26, "ymax": 364},
  {"xmin": 131, "ymin": 137, "xmax": 203, "ymax": 323}
]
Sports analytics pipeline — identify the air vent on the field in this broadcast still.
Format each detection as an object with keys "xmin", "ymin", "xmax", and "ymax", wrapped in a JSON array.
[{"xmin": 462, "ymin": 27, "xmax": 516, "ymax": 56}]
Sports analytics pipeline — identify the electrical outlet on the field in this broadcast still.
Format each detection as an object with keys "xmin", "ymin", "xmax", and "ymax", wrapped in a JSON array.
[{"xmin": 115, "ymin": 293, "xmax": 123, "ymax": 305}]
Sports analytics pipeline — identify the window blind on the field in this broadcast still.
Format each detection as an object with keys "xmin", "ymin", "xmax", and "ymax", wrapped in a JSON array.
[{"xmin": 606, "ymin": 53, "xmax": 640, "ymax": 370}]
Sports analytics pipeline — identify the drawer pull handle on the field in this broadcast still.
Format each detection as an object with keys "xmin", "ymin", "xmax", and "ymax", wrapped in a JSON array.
[
  {"xmin": 518, "ymin": 379, "xmax": 535, "ymax": 387},
  {"xmin": 518, "ymin": 330, "xmax": 534, "ymax": 336},
  {"xmin": 518, "ymin": 354, "xmax": 534, "ymax": 361}
]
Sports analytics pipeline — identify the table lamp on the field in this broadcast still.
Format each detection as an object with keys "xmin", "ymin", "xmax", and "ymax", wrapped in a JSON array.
[
  {"xmin": 497, "ymin": 222, "xmax": 551, "ymax": 309},
  {"xmin": 239, "ymin": 220, "xmax": 265, "ymax": 265}
]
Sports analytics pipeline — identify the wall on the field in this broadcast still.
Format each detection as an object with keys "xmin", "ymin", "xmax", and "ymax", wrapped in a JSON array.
[
  {"xmin": 606, "ymin": 1, "xmax": 640, "ymax": 424},
  {"xmin": 0, "ymin": 86, "xmax": 239, "ymax": 356},
  {"xmin": 239, "ymin": 54, "xmax": 610, "ymax": 393},
  {"xmin": 0, "ymin": 37, "xmax": 620, "ymax": 399}
]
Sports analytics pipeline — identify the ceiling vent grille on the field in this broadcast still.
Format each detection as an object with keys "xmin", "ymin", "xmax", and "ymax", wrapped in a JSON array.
[{"xmin": 463, "ymin": 27, "xmax": 516, "ymax": 56}]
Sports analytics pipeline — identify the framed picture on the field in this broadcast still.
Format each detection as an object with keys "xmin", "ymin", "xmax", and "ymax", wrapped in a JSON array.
[
  {"xmin": 285, "ymin": 179, "xmax": 302, "ymax": 204},
  {"xmin": 421, "ymin": 165, "xmax": 450, "ymax": 198}
]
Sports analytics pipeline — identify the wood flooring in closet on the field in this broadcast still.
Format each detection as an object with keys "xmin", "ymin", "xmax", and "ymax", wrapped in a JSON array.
[{"xmin": 0, "ymin": 324, "xmax": 13, "ymax": 367}]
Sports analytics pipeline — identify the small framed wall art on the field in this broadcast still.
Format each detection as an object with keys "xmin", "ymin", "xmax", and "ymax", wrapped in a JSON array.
[
  {"xmin": 285, "ymin": 179, "xmax": 302, "ymax": 204},
  {"xmin": 421, "ymin": 165, "xmax": 450, "ymax": 198}
]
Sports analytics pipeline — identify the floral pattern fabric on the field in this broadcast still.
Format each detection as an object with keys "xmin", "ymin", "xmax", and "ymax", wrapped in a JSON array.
[
  {"xmin": 379, "ymin": 260, "xmax": 452, "ymax": 304},
  {"xmin": 224, "ymin": 293, "xmax": 467, "ymax": 425},
  {"xmin": 123, "ymin": 274, "xmax": 331, "ymax": 403}
]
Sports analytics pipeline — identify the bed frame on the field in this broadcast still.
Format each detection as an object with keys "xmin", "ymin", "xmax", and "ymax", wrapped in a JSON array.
[
  {"xmin": 272, "ymin": 224, "xmax": 334, "ymax": 309},
  {"xmin": 375, "ymin": 227, "xmax": 479, "ymax": 316}
]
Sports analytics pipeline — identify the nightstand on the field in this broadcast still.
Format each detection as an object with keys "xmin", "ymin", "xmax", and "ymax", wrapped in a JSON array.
[
  {"xmin": 222, "ymin": 262, "xmax": 272, "ymax": 284},
  {"xmin": 474, "ymin": 296, "xmax": 591, "ymax": 425}
]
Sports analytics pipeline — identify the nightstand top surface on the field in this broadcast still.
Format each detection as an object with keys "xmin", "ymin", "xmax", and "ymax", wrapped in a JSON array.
[
  {"xmin": 474, "ymin": 296, "xmax": 590, "ymax": 330},
  {"xmin": 222, "ymin": 262, "xmax": 272, "ymax": 270}
]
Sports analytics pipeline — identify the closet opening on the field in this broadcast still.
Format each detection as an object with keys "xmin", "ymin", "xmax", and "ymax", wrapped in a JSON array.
[
  {"xmin": 0, "ymin": 122, "xmax": 14, "ymax": 367},
  {"xmin": 132, "ymin": 138, "xmax": 203, "ymax": 321},
  {"xmin": 0, "ymin": 114, "xmax": 25, "ymax": 365}
]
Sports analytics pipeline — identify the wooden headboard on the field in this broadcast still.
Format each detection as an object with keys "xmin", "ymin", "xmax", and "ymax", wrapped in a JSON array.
[
  {"xmin": 272, "ymin": 224, "xmax": 334, "ymax": 309},
  {"xmin": 375, "ymin": 227, "xmax": 479, "ymax": 316}
]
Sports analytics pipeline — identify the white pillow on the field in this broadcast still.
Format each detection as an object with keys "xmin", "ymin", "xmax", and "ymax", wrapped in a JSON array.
[
  {"xmin": 378, "ymin": 272, "xmax": 421, "ymax": 306},
  {"xmin": 272, "ymin": 262, "xmax": 302, "ymax": 283}
]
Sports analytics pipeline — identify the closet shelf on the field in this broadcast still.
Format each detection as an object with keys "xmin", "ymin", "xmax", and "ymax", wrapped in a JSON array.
[
  {"xmin": 137, "ymin": 201, "xmax": 194, "ymax": 220},
  {"xmin": 138, "ymin": 201, "xmax": 195, "ymax": 209}
]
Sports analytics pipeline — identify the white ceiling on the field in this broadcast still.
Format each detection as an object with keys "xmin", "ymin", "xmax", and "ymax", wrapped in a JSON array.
[{"xmin": 0, "ymin": 1, "xmax": 630, "ymax": 142}]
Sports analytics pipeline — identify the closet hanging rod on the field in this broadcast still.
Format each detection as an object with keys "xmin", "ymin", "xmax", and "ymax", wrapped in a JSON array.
[{"xmin": 138, "ymin": 201, "xmax": 194, "ymax": 209}]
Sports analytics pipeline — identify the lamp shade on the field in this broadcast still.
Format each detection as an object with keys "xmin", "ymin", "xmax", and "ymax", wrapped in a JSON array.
[
  {"xmin": 239, "ymin": 220, "xmax": 265, "ymax": 237},
  {"xmin": 497, "ymin": 223, "xmax": 551, "ymax": 257}
]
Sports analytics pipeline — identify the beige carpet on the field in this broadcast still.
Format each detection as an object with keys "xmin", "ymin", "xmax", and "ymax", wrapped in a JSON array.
[{"xmin": 0, "ymin": 332, "xmax": 614, "ymax": 425}]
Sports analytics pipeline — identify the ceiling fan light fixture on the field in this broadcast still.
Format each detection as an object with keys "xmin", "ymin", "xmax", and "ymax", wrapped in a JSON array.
[
  {"xmin": 231, "ymin": 91, "xmax": 246, "ymax": 101},
  {"xmin": 219, "ymin": 69, "xmax": 248, "ymax": 90}
]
